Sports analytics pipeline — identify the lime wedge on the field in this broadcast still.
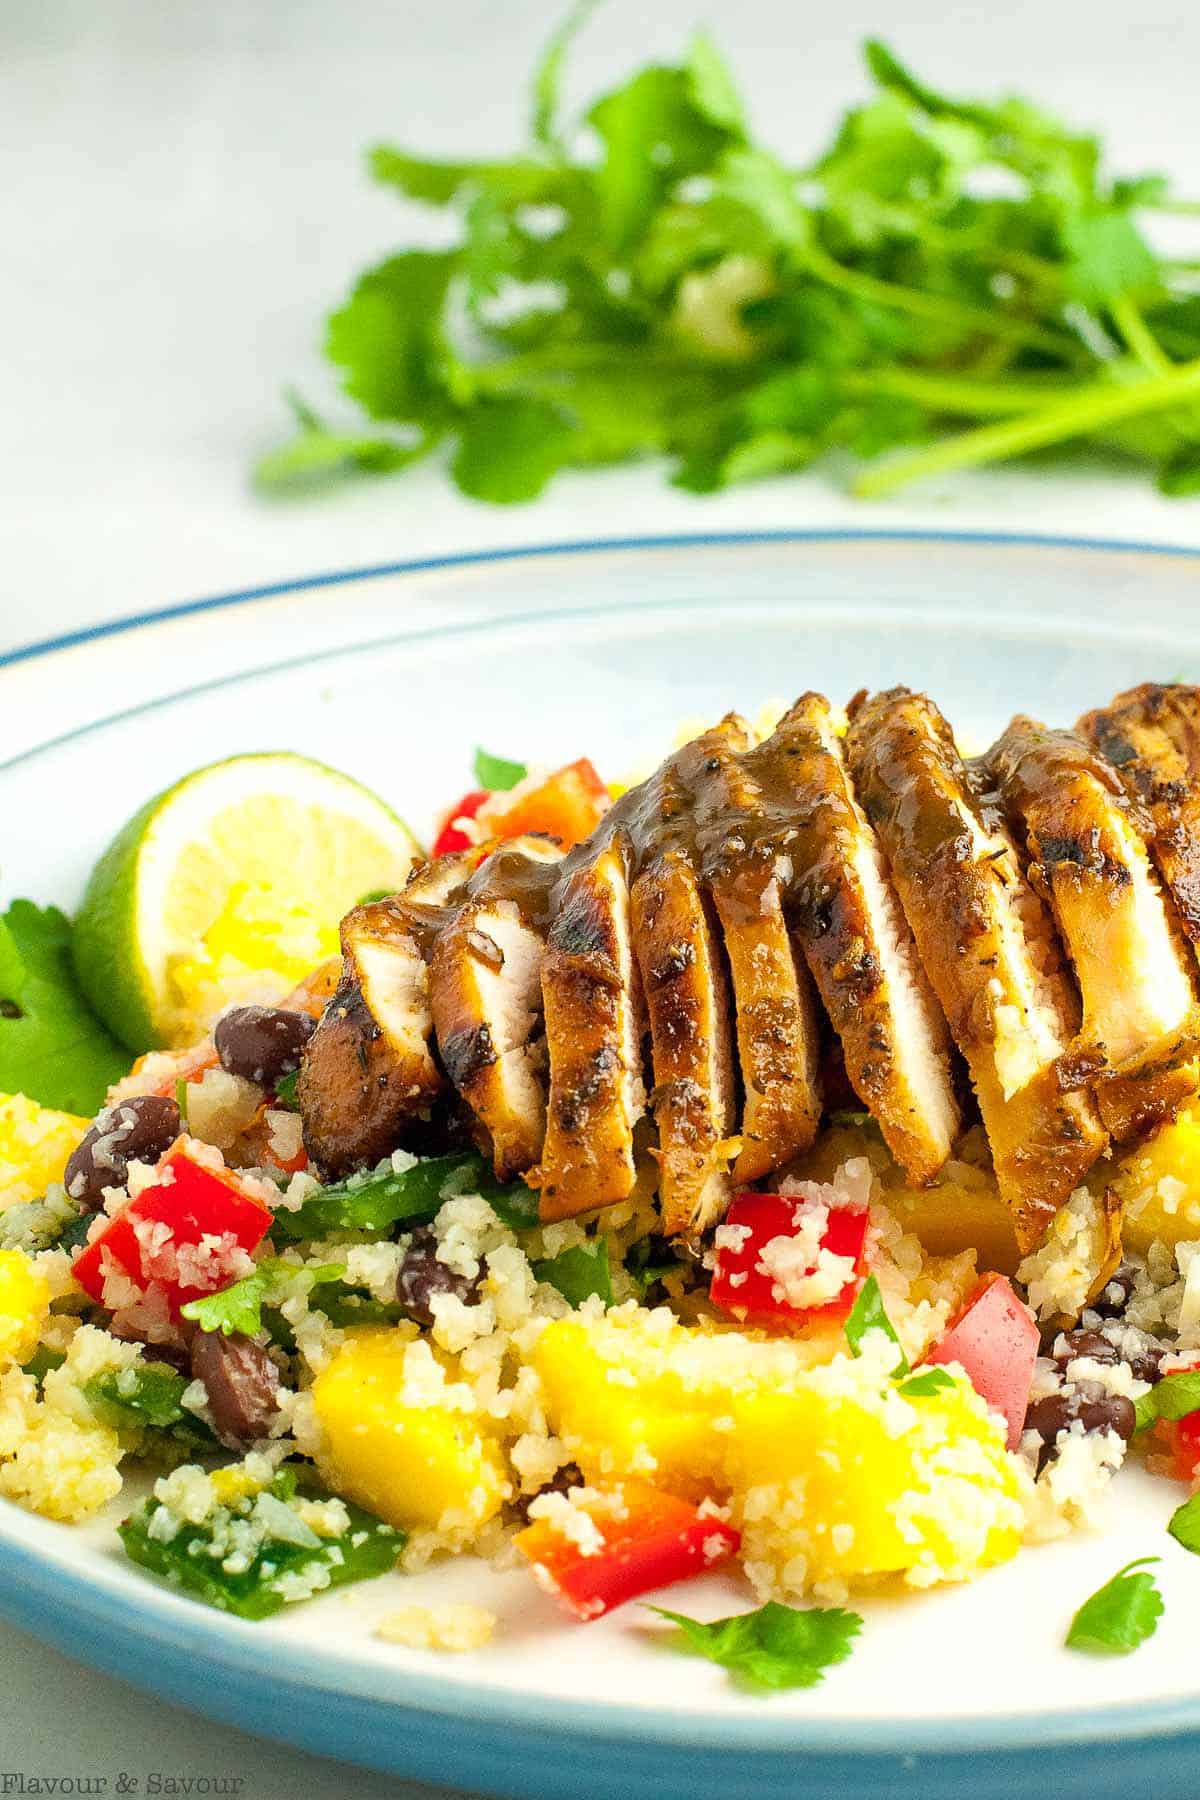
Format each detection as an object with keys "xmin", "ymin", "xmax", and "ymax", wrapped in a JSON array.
[{"xmin": 73, "ymin": 753, "xmax": 421, "ymax": 1051}]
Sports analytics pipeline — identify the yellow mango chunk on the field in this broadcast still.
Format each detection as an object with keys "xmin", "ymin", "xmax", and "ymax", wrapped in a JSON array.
[
  {"xmin": 0, "ymin": 1249, "xmax": 52, "ymax": 1368},
  {"xmin": 0, "ymin": 1093, "xmax": 88, "ymax": 1212},
  {"xmin": 794, "ymin": 1121, "xmax": 1021, "ymax": 1273},
  {"xmin": 1111, "ymin": 1103, "xmax": 1200, "ymax": 1253},
  {"xmin": 312, "ymin": 1330, "xmax": 506, "ymax": 1541},
  {"xmin": 536, "ymin": 1306, "xmax": 1024, "ymax": 1595}
]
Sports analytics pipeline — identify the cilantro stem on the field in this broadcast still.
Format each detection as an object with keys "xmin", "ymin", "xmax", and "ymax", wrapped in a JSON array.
[
  {"xmin": 845, "ymin": 367, "xmax": 1075, "ymax": 417},
  {"xmin": 1110, "ymin": 295, "xmax": 1171, "ymax": 375},
  {"xmin": 800, "ymin": 244, "xmax": 1079, "ymax": 359},
  {"xmin": 855, "ymin": 355, "xmax": 1200, "ymax": 496}
]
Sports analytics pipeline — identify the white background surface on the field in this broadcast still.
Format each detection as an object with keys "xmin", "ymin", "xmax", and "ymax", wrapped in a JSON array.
[{"xmin": 2, "ymin": 1, "xmax": 1200, "ymax": 1794}]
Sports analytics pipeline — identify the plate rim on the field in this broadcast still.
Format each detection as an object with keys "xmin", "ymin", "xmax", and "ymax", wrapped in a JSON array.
[
  {"xmin": 2, "ymin": 524, "xmax": 1197, "ymax": 674},
  {"xmin": 4, "ymin": 523, "xmax": 1200, "ymax": 1766}
]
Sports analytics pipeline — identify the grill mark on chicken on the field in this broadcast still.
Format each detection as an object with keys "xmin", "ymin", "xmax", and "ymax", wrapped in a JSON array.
[
  {"xmin": 761, "ymin": 693, "xmax": 960, "ymax": 1184},
  {"xmin": 845, "ymin": 689, "xmax": 1107, "ymax": 1252},
  {"xmin": 1078, "ymin": 684, "xmax": 1200, "ymax": 949},
  {"xmin": 298, "ymin": 856, "xmax": 471, "ymax": 1177},
  {"xmin": 429, "ymin": 882, "xmax": 556, "ymax": 1180},
  {"xmin": 682, "ymin": 717, "xmax": 823, "ymax": 1185},
  {"xmin": 531, "ymin": 842, "xmax": 645, "ymax": 1220},
  {"xmin": 632, "ymin": 844, "xmax": 736, "ymax": 1240},
  {"xmin": 986, "ymin": 715, "xmax": 1200, "ymax": 1143}
]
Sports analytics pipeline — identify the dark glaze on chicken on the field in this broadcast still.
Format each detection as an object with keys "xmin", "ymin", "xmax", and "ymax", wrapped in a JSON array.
[{"xmin": 298, "ymin": 684, "xmax": 1200, "ymax": 1257}]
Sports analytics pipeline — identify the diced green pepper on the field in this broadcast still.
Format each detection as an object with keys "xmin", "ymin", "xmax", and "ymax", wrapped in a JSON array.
[
  {"xmin": 270, "ymin": 1151, "xmax": 538, "ymax": 1241},
  {"xmin": 83, "ymin": 1360, "xmax": 215, "ymax": 1449},
  {"xmin": 119, "ymin": 1466, "xmax": 403, "ymax": 1618}
]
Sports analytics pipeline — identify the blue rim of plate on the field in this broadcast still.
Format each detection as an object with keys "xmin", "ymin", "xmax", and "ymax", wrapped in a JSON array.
[
  {"xmin": 1, "ymin": 525, "xmax": 1197, "ymax": 674},
  {"xmin": 3, "ymin": 523, "xmax": 1200, "ymax": 1765}
]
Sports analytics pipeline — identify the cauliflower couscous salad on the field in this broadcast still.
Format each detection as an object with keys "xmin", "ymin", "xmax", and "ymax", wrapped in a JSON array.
[{"xmin": 8, "ymin": 680, "xmax": 1200, "ymax": 1688}]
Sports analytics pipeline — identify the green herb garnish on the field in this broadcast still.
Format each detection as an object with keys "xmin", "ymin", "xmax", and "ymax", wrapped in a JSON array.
[
  {"xmin": 1065, "ymin": 1558, "xmax": 1164, "ymax": 1655},
  {"xmin": 897, "ymin": 1366, "xmax": 956, "ymax": 1399},
  {"xmin": 119, "ymin": 1464, "xmax": 403, "ymax": 1619},
  {"xmin": 258, "ymin": 29, "xmax": 1200, "ymax": 508},
  {"xmin": 1133, "ymin": 1369, "xmax": 1200, "ymax": 1434},
  {"xmin": 844, "ymin": 1273, "xmax": 908, "ymax": 1374},
  {"xmin": 181, "ymin": 1260, "xmax": 344, "ymax": 1337},
  {"xmin": 649, "ymin": 1599, "xmax": 862, "ymax": 1690},
  {"xmin": 474, "ymin": 749, "xmax": 529, "ymax": 791},
  {"xmin": 0, "ymin": 901, "xmax": 129, "ymax": 1112},
  {"xmin": 273, "ymin": 1069, "xmax": 300, "ymax": 1112},
  {"xmin": 1168, "ymin": 1492, "xmax": 1200, "ymax": 1555},
  {"xmin": 532, "ymin": 1238, "xmax": 613, "ymax": 1307}
]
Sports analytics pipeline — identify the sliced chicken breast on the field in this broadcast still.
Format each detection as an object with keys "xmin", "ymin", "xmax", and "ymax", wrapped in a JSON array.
[
  {"xmin": 761, "ymin": 693, "xmax": 960, "ymax": 1183},
  {"xmin": 429, "ymin": 897, "xmax": 550, "ymax": 1180},
  {"xmin": 531, "ymin": 842, "xmax": 645, "ymax": 1221},
  {"xmin": 987, "ymin": 715, "xmax": 1199, "ymax": 1142},
  {"xmin": 298, "ymin": 896, "xmax": 446, "ymax": 1178},
  {"xmin": 1078, "ymin": 683, "xmax": 1200, "ymax": 949},
  {"xmin": 845, "ymin": 688, "xmax": 1107, "ymax": 1252},
  {"xmin": 679, "ymin": 718, "xmax": 822, "ymax": 1184},
  {"xmin": 631, "ymin": 761, "xmax": 738, "ymax": 1240}
]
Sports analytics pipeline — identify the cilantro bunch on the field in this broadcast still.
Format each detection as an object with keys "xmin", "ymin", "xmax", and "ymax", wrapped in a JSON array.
[{"xmin": 259, "ymin": 20, "xmax": 1200, "ymax": 503}]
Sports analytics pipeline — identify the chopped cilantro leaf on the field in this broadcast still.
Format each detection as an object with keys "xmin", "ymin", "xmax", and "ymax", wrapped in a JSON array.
[
  {"xmin": 474, "ymin": 749, "xmax": 529, "ymax": 791},
  {"xmin": 649, "ymin": 1599, "xmax": 862, "ymax": 1690},
  {"xmin": 1133, "ymin": 1369, "xmax": 1200, "ymax": 1435},
  {"xmin": 273, "ymin": 1069, "xmax": 300, "ymax": 1112},
  {"xmin": 844, "ymin": 1274, "xmax": 909, "ymax": 1374},
  {"xmin": 181, "ymin": 1260, "xmax": 344, "ymax": 1337},
  {"xmin": 897, "ymin": 1367, "xmax": 957, "ymax": 1399},
  {"xmin": 0, "ymin": 901, "xmax": 129, "ymax": 1113},
  {"xmin": 1168, "ymin": 1492, "xmax": 1200, "ymax": 1556},
  {"xmin": 1065, "ymin": 1558, "xmax": 1163, "ymax": 1655}
]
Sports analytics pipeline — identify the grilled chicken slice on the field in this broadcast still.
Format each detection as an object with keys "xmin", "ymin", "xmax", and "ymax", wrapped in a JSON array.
[
  {"xmin": 531, "ymin": 842, "xmax": 645, "ymax": 1221},
  {"xmin": 298, "ymin": 856, "xmax": 471, "ymax": 1177},
  {"xmin": 631, "ymin": 762, "xmax": 737, "ymax": 1239},
  {"xmin": 682, "ymin": 718, "xmax": 822, "ymax": 1184},
  {"xmin": 429, "ymin": 840, "xmax": 564, "ymax": 1181},
  {"xmin": 761, "ymin": 693, "xmax": 960, "ymax": 1183},
  {"xmin": 846, "ymin": 689, "xmax": 1107, "ymax": 1252},
  {"xmin": 1078, "ymin": 683, "xmax": 1200, "ymax": 949},
  {"xmin": 987, "ymin": 715, "xmax": 1200, "ymax": 1142}
]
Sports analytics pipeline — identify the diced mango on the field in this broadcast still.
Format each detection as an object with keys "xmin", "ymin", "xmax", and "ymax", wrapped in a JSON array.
[
  {"xmin": 1110, "ymin": 1103, "xmax": 1200, "ymax": 1254},
  {"xmin": 536, "ymin": 1306, "xmax": 1024, "ymax": 1594},
  {"xmin": 0, "ymin": 1248, "xmax": 52, "ymax": 1368},
  {"xmin": 0, "ymin": 1092, "xmax": 89, "ymax": 1212},
  {"xmin": 792, "ymin": 1121, "xmax": 1022, "ymax": 1273},
  {"xmin": 312, "ymin": 1330, "xmax": 506, "ymax": 1539}
]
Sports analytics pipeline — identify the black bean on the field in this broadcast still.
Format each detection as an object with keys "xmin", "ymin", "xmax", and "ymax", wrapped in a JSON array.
[
  {"xmin": 1128, "ymin": 1342, "xmax": 1168, "ymax": 1385},
  {"xmin": 214, "ymin": 1006, "xmax": 316, "ymax": 1087},
  {"xmin": 1026, "ymin": 1385, "xmax": 1136, "ymax": 1472},
  {"xmin": 513, "ymin": 1461, "xmax": 584, "ymax": 1524},
  {"xmin": 395, "ymin": 1226, "xmax": 481, "ymax": 1328},
  {"xmin": 190, "ymin": 1329, "xmax": 280, "ymax": 1448},
  {"xmin": 64, "ymin": 1095, "xmax": 182, "ymax": 1212},
  {"xmin": 1089, "ymin": 1263, "xmax": 1137, "ymax": 1319},
  {"xmin": 1052, "ymin": 1329, "xmax": 1120, "ymax": 1369}
]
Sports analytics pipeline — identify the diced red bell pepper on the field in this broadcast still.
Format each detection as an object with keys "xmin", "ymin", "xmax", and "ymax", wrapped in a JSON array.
[
  {"xmin": 489, "ymin": 758, "xmax": 609, "ymax": 849},
  {"xmin": 431, "ymin": 789, "xmax": 491, "ymax": 858},
  {"xmin": 921, "ymin": 1273, "xmax": 1038, "ymax": 1451},
  {"xmin": 515, "ymin": 1479, "xmax": 739, "ymax": 1621},
  {"xmin": 1156, "ymin": 1412, "xmax": 1200, "ymax": 1483},
  {"xmin": 710, "ymin": 1189, "xmax": 869, "ymax": 1330},
  {"xmin": 72, "ymin": 1137, "xmax": 273, "ymax": 1316}
]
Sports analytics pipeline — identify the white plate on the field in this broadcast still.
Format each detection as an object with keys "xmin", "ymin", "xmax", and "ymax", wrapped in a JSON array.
[{"xmin": 3, "ymin": 531, "xmax": 1200, "ymax": 1800}]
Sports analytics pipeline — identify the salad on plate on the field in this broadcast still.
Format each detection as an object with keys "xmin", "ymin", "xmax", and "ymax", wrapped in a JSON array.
[{"xmin": 4, "ymin": 681, "xmax": 1200, "ymax": 1681}]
